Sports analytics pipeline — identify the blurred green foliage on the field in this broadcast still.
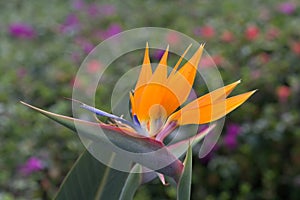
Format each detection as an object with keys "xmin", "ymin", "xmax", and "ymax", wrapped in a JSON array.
[{"xmin": 1, "ymin": 0, "xmax": 300, "ymax": 199}]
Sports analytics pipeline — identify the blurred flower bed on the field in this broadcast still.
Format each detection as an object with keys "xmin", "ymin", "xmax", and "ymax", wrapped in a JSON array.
[{"xmin": 1, "ymin": 0, "xmax": 300, "ymax": 199}]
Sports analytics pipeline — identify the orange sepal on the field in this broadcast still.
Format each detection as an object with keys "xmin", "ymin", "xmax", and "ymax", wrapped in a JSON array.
[{"xmin": 169, "ymin": 90, "xmax": 256, "ymax": 125}]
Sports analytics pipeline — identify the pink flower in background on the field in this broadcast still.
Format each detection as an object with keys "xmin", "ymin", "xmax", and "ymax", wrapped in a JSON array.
[
  {"xmin": 223, "ymin": 123, "xmax": 241, "ymax": 150},
  {"xmin": 266, "ymin": 27, "xmax": 280, "ymax": 40},
  {"xmin": 19, "ymin": 157, "xmax": 44, "ymax": 176},
  {"xmin": 245, "ymin": 25, "xmax": 260, "ymax": 41},
  {"xmin": 9, "ymin": 23, "xmax": 36, "ymax": 39},
  {"xmin": 259, "ymin": 53, "xmax": 270, "ymax": 64},
  {"xmin": 87, "ymin": 60, "xmax": 102, "ymax": 73},
  {"xmin": 277, "ymin": 2, "xmax": 296, "ymax": 15},
  {"xmin": 199, "ymin": 55, "xmax": 223, "ymax": 68},
  {"xmin": 166, "ymin": 32, "xmax": 180, "ymax": 44},
  {"xmin": 60, "ymin": 14, "xmax": 80, "ymax": 34},
  {"xmin": 199, "ymin": 56, "xmax": 213, "ymax": 68},
  {"xmin": 277, "ymin": 86, "xmax": 291, "ymax": 103},
  {"xmin": 251, "ymin": 69, "xmax": 261, "ymax": 79},
  {"xmin": 291, "ymin": 41, "xmax": 300, "ymax": 56},
  {"xmin": 71, "ymin": 77, "xmax": 82, "ymax": 89},
  {"xmin": 194, "ymin": 25, "xmax": 215, "ymax": 39},
  {"xmin": 17, "ymin": 67, "xmax": 27, "ymax": 79},
  {"xmin": 221, "ymin": 30, "xmax": 234, "ymax": 43},
  {"xmin": 259, "ymin": 8, "xmax": 271, "ymax": 21},
  {"xmin": 211, "ymin": 55, "xmax": 223, "ymax": 66}
]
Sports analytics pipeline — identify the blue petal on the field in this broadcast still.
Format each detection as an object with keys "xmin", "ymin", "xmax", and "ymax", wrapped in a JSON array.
[
  {"xmin": 133, "ymin": 115, "xmax": 140, "ymax": 126},
  {"xmin": 70, "ymin": 99, "xmax": 147, "ymax": 136}
]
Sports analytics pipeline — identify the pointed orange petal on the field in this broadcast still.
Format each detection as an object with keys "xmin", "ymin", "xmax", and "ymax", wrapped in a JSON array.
[
  {"xmin": 134, "ymin": 43, "xmax": 153, "ymax": 115},
  {"xmin": 170, "ymin": 44, "xmax": 192, "ymax": 75},
  {"xmin": 151, "ymin": 45, "xmax": 169, "ymax": 82},
  {"xmin": 170, "ymin": 90, "xmax": 256, "ymax": 125},
  {"xmin": 135, "ymin": 42, "xmax": 152, "ymax": 91},
  {"xmin": 181, "ymin": 80, "xmax": 241, "ymax": 110},
  {"xmin": 134, "ymin": 46, "xmax": 170, "ymax": 122},
  {"xmin": 160, "ymin": 45, "xmax": 204, "ymax": 114},
  {"xmin": 176, "ymin": 44, "xmax": 204, "ymax": 87}
]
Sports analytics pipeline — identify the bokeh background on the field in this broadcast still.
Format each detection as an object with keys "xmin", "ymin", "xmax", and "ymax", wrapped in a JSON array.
[{"xmin": 1, "ymin": 0, "xmax": 300, "ymax": 199}]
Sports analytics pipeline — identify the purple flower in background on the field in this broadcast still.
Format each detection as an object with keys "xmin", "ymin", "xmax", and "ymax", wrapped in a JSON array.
[
  {"xmin": 153, "ymin": 49, "xmax": 165, "ymax": 60},
  {"xmin": 75, "ymin": 37, "xmax": 94, "ymax": 54},
  {"xmin": 278, "ymin": 2, "xmax": 296, "ymax": 15},
  {"xmin": 99, "ymin": 4, "xmax": 116, "ymax": 16},
  {"xmin": 100, "ymin": 24, "xmax": 122, "ymax": 39},
  {"xmin": 87, "ymin": 3, "xmax": 100, "ymax": 16},
  {"xmin": 71, "ymin": 52, "xmax": 81, "ymax": 63},
  {"xmin": 87, "ymin": 3, "xmax": 116, "ymax": 17},
  {"xmin": 105, "ymin": 24, "xmax": 122, "ymax": 37},
  {"xmin": 17, "ymin": 67, "xmax": 27, "ymax": 79},
  {"xmin": 60, "ymin": 14, "xmax": 80, "ymax": 34},
  {"xmin": 9, "ymin": 23, "xmax": 36, "ymax": 39},
  {"xmin": 82, "ymin": 42, "xmax": 94, "ymax": 54},
  {"xmin": 19, "ymin": 157, "xmax": 44, "ymax": 176},
  {"xmin": 72, "ymin": 0, "xmax": 85, "ymax": 10},
  {"xmin": 223, "ymin": 123, "xmax": 241, "ymax": 150}
]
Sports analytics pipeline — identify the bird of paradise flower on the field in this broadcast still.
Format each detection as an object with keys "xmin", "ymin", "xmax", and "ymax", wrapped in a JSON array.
[{"xmin": 21, "ymin": 43, "xmax": 255, "ymax": 183}]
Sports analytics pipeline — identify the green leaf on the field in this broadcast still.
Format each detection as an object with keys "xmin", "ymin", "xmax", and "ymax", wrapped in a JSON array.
[
  {"xmin": 177, "ymin": 144, "xmax": 192, "ymax": 200},
  {"xmin": 55, "ymin": 145, "xmax": 128, "ymax": 200},
  {"xmin": 119, "ymin": 164, "xmax": 142, "ymax": 200},
  {"xmin": 21, "ymin": 102, "xmax": 183, "ymax": 181}
]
